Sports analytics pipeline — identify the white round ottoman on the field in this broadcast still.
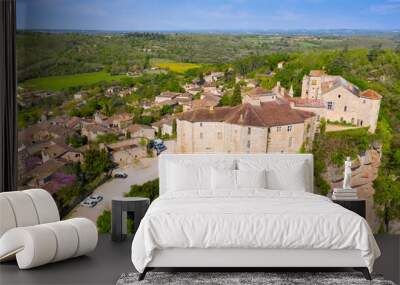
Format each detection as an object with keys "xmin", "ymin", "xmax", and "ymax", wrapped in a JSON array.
[{"xmin": 0, "ymin": 218, "xmax": 98, "ymax": 269}]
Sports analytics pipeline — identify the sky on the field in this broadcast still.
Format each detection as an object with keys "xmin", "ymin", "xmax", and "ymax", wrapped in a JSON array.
[{"xmin": 17, "ymin": 0, "xmax": 400, "ymax": 31}]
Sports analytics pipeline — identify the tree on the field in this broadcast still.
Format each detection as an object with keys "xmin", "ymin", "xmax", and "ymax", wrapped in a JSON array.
[
  {"xmin": 219, "ymin": 94, "xmax": 231, "ymax": 106},
  {"xmin": 367, "ymin": 44, "xmax": 382, "ymax": 62},
  {"xmin": 82, "ymin": 149, "xmax": 113, "ymax": 180},
  {"xmin": 160, "ymin": 104, "xmax": 173, "ymax": 116},
  {"xmin": 374, "ymin": 172, "xmax": 400, "ymax": 232},
  {"xmin": 172, "ymin": 119, "xmax": 177, "ymax": 137},
  {"xmin": 143, "ymin": 55, "xmax": 150, "ymax": 70},
  {"xmin": 125, "ymin": 179, "xmax": 159, "ymax": 201},
  {"xmin": 198, "ymin": 73, "xmax": 205, "ymax": 85},
  {"xmin": 96, "ymin": 133, "xmax": 119, "ymax": 144},
  {"xmin": 66, "ymin": 133, "xmax": 88, "ymax": 148},
  {"xmin": 100, "ymin": 100, "xmax": 113, "ymax": 116},
  {"xmin": 230, "ymin": 84, "xmax": 242, "ymax": 106}
]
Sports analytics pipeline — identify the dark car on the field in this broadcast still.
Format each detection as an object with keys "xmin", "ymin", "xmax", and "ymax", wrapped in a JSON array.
[{"xmin": 155, "ymin": 144, "xmax": 167, "ymax": 155}]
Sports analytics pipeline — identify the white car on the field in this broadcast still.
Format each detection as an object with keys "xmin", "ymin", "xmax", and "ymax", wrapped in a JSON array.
[
  {"xmin": 88, "ymin": 195, "xmax": 103, "ymax": 203},
  {"xmin": 81, "ymin": 199, "xmax": 97, "ymax": 208},
  {"xmin": 114, "ymin": 172, "xmax": 128, "ymax": 178}
]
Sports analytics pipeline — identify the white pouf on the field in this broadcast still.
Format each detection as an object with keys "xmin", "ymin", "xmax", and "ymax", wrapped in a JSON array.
[{"xmin": 0, "ymin": 189, "xmax": 98, "ymax": 269}]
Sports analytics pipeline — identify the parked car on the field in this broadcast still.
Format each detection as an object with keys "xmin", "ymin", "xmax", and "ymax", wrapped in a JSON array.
[
  {"xmin": 88, "ymin": 195, "xmax": 103, "ymax": 203},
  {"xmin": 153, "ymin": 139, "xmax": 163, "ymax": 146},
  {"xmin": 114, "ymin": 172, "xmax": 128, "ymax": 178},
  {"xmin": 156, "ymin": 144, "xmax": 167, "ymax": 154},
  {"xmin": 81, "ymin": 199, "xmax": 97, "ymax": 208},
  {"xmin": 148, "ymin": 139, "xmax": 167, "ymax": 155}
]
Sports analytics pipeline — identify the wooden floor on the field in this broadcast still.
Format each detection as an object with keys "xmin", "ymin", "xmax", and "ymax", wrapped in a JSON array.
[{"xmin": 0, "ymin": 234, "xmax": 398, "ymax": 285}]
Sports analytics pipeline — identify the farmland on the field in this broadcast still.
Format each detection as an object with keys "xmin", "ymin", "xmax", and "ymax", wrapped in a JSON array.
[
  {"xmin": 153, "ymin": 60, "xmax": 201, "ymax": 73},
  {"xmin": 21, "ymin": 71, "xmax": 128, "ymax": 91}
]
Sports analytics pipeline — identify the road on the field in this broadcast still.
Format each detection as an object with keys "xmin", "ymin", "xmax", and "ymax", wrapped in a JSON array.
[{"xmin": 68, "ymin": 140, "xmax": 176, "ymax": 223}]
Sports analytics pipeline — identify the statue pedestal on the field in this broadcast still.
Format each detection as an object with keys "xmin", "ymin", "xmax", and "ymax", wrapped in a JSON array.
[{"xmin": 332, "ymin": 188, "xmax": 358, "ymax": 200}]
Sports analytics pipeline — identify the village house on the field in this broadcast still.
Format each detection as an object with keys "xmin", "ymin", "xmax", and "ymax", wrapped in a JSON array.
[
  {"xmin": 184, "ymin": 83, "xmax": 202, "ymax": 95},
  {"xmin": 118, "ymin": 88, "xmax": 135, "ymax": 98},
  {"xmin": 74, "ymin": 91, "xmax": 87, "ymax": 100},
  {"xmin": 235, "ymin": 76, "xmax": 258, "ymax": 88},
  {"xmin": 301, "ymin": 70, "xmax": 382, "ymax": 132},
  {"xmin": 204, "ymin": 72, "xmax": 224, "ymax": 83},
  {"xmin": 94, "ymin": 111, "xmax": 108, "ymax": 124},
  {"xmin": 41, "ymin": 143, "xmax": 68, "ymax": 163},
  {"xmin": 277, "ymin": 61, "xmax": 286, "ymax": 69},
  {"xmin": 176, "ymin": 98, "xmax": 192, "ymax": 111},
  {"xmin": 105, "ymin": 139, "xmax": 147, "ymax": 166},
  {"xmin": 61, "ymin": 149, "xmax": 84, "ymax": 163},
  {"xmin": 26, "ymin": 159, "xmax": 66, "ymax": 187},
  {"xmin": 66, "ymin": 116, "xmax": 82, "ymax": 130},
  {"xmin": 49, "ymin": 115, "xmax": 68, "ymax": 127},
  {"xmin": 190, "ymin": 93, "xmax": 220, "ymax": 110},
  {"xmin": 155, "ymin": 91, "xmax": 182, "ymax": 103},
  {"xmin": 176, "ymin": 99, "xmax": 316, "ymax": 154},
  {"xmin": 156, "ymin": 98, "xmax": 178, "ymax": 108},
  {"xmin": 106, "ymin": 86, "xmax": 120, "ymax": 97},
  {"xmin": 202, "ymin": 82, "xmax": 222, "ymax": 96},
  {"xmin": 124, "ymin": 124, "xmax": 155, "ymax": 139},
  {"xmin": 81, "ymin": 123, "xmax": 116, "ymax": 141},
  {"xmin": 242, "ymin": 87, "xmax": 278, "ymax": 105},
  {"xmin": 40, "ymin": 139, "xmax": 85, "ymax": 164},
  {"xmin": 106, "ymin": 113, "xmax": 133, "ymax": 129},
  {"xmin": 151, "ymin": 116, "xmax": 175, "ymax": 137}
]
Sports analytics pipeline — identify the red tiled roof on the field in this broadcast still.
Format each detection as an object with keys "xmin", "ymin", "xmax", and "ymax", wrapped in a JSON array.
[
  {"xmin": 247, "ymin": 87, "xmax": 271, "ymax": 97},
  {"xmin": 360, "ymin": 89, "xmax": 382, "ymax": 100},
  {"xmin": 309, "ymin": 70, "xmax": 326, "ymax": 77},
  {"xmin": 191, "ymin": 94, "xmax": 220, "ymax": 109},
  {"xmin": 179, "ymin": 102, "xmax": 315, "ymax": 127}
]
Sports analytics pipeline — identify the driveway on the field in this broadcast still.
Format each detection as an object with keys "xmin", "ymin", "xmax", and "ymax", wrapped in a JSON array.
[{"xmin": 68, "ymin": 140, "xmax": 176, "ymax": 223}]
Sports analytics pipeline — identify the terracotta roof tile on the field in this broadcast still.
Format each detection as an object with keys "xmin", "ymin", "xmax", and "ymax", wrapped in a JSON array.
[
  {"xmin": 360, "ymin": 89, "xmax": 382, "ymax": 100},
  {"xmin": 247, "ymin": 87, "xmax": 272, "ymax": 97},
  {"xmin": 309, "ymin": 70, "xmax": 326, "ymax": 77},
  {"xmin": 179, "ymin": 102, "xmax": 315, "ymax": 127},
  {"xmin": 191, "ymin": 94, "xmax": 220, "ymax": 109}
]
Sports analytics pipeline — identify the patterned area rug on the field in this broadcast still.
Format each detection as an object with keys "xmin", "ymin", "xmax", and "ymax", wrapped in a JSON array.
[{"xmin": 117, "ymin": 272, "xmax": 395, "ymax": 285}]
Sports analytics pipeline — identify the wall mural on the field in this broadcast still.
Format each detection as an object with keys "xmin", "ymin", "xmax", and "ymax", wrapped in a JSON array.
[{"xmin": 16, "ymin": 0, "xmax": 400, "ymax": 234}]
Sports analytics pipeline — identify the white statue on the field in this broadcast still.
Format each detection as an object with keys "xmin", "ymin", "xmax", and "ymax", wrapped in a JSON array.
[{"xmin": 343, "ymin": 156, "xmax": 352, "ymax": 190}]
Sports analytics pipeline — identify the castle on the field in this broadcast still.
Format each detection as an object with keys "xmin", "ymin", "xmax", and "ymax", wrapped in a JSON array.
[{"xmin": 298, "ymin": 70, "xmax": 381, "ymax": 132}]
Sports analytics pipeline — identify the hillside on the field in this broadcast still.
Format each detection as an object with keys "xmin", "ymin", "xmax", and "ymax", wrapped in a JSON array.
[{"xmin": 16, "ymin": 31, "xmax": 399, "ymax": 81}]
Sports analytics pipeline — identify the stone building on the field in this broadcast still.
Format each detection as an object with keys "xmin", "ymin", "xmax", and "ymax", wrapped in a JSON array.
[
  {"xmin": 105, "ymin": 139, "xmax": 147, "ymax": 166},
  {"xmin": 124, "ymin": 124, "xmax": 155, "ymax": 140},
  {"xmin": 176, "ymin": 99, "xmax": 316, "ymax": 154},
  {"xmin": 301, "ymin": 70, "xmax": 381, "ymax": 132}
]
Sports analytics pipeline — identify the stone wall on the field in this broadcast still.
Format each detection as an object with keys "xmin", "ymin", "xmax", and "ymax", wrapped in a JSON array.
[{"xmin": 324, "ymin": 149, "xmax": 383, "ymax": 232}]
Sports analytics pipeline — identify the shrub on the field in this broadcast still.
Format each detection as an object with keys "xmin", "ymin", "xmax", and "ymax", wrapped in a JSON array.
[{"xmin": 97, "ymin": 210, "xmax": 111, "ymax": 233}]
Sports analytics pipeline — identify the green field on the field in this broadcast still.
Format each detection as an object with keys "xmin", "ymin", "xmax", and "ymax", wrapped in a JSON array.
[
  {"xmin": 21, "ymin": 71, "xmax": 128, "ymax": 91},
  {"xmin": 152, "ymin": 59, "xmax": 201, "ymax": 73}
]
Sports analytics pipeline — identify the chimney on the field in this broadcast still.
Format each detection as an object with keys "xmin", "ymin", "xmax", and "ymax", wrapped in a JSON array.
[
  {"xmin": 209, "ymin": 105, "xmax": 214, "ymax": 111},
  {"xmin": 239, "ymin": 114, "xmax": 244, "ymax": 122},
  {"xmin": 280, "ymin": 87, "xmax": 285, "ymax": 96},
  {"xmin": 289, "ymin": 85, "xmax": 294, "ymax": 97},
  {"xmin": 277, "ymin": 81, "xmax": 281, "ymax": 88}
]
